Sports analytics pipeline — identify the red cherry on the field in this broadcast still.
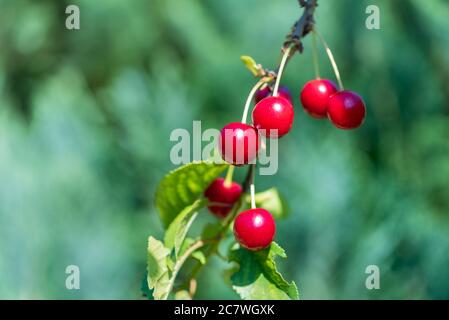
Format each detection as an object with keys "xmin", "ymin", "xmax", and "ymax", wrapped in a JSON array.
[
  {"xmin": 300, "ymin": 79, "xmax": 338, "ymax": 118},
  {"xmin": 204, "ymin": 178, "xmax": 242, "ymax": 218},
  {"xmin": 327, "ymin": 90, "xmax": 366, "ymax": 129},
  {"xmin": 219, "ymin": 122, "xmax": 259, "ymax": 165},
  {"xmin": 254, "ymin": 86, "xmax": 292, "ymax": 104},
  {"xmin": 233, "ymin": 208, "xmax": 276, "ymax": 250},
  {"xmin": 252, "ymin": 96, "xmax": 294, "ymax": 138}
]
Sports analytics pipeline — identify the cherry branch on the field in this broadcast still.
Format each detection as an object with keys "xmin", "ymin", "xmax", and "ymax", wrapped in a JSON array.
[
  {"xmin": 243, "ymin": 1, "xmax": 318, "ymax": 85},
  {"xmin": 170, "ymin": 1, "xmax": 319, "ymax": 298},
  {"xmin": 269, "ymin": 0, "xmax": 318, "ymax": 91},
  {"xmin": 284, "ymin": 0, "xmax": 318, "ymax": 53}
]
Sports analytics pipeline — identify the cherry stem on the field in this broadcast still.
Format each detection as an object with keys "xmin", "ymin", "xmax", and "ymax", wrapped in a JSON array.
[
  {"xmin": 163, "ymin": 239, "xmax": 206, "ymax": 300},
  {"xmin": 224, "ymin": 165, "xmax": 235, "ymax": 187},
  {"xmin": 241, "ymin": 78, "xmax": 268, "ymax": 124},
  {"xmin": 273, "ymin": 46, "xmax": 292, "ymax": 97},
  {"xmin": 313, "ymin": 29, "xmax": 344, "ymax": 90},
  {"xmin": 312, "ymin": 31, "xmax": 321, "ymax": 79},
  {"xmin": 250, "ymin": 184, "xmax": 256, "ymax": 209}
]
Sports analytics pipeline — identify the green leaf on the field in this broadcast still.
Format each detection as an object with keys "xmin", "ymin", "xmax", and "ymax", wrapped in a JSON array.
[
  {"xmin": 191, "ymin": 250, "xmax": 206, "ymax": 265},
  {"xmin": 246, "ymin": 188, "xmax": 290, "ymax": 219},
  {"xmin": 240, "ymin": 55, "xmax": 262, "ymax": 77},
  {"xmin": 229, "ymin": 242, "xmax": 299, "ymax": 300},
  {"xmin": 256, "ymin": 242, "xmax": 299, "ymax": 299},
  {"xmin": 147, "ymin": 236, "xmax": 172, "ymax": 300},
  {"xmin": 155, "ymin": 161, "xmax": 228, "ymax": 228},
  {"xmin": 164, "ymin": 199, "xmax": 206, "ymax": 257}
]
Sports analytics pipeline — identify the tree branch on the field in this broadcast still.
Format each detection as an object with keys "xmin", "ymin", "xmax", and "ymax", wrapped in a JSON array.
[{"xmin": 284, "ymin": 0, "xmax": 318, "ymax": 53}]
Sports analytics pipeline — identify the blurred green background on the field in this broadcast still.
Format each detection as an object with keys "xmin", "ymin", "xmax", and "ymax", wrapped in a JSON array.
[{"xmin": 1, "ymin": 0, "xmax": 449, "ymax": 299}]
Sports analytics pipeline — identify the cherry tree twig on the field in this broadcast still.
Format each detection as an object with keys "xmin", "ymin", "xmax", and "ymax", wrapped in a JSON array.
[
  {"xmin": 272, "ymin": 0, "xmax": 318, "ymax": 90},
  {"xmin": 284, "ymin": 0, "xmax": 319, "ymax": 53},
  {"xmin": 174, "ymin": 0, "xmax": 319, "ymax": 298}
]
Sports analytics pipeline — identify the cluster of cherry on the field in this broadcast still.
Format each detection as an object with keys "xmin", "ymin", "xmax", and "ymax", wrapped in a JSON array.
[{"xmin": 201, "ymin": 34, "xmax": 366, "ymax": 251}]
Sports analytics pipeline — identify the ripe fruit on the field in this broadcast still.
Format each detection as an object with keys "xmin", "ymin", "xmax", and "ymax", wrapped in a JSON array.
[
  {"xmin": 252, "ymin": 96, "xmax": 294, "ymax": 138},
  {"xmin": 254, "ymin": 86, "xmax": 292, "ymax": 104},
  {"xmin": 327, "ymin": 90, "xmax": 366, "ymax": 129},
  {"xmin": 219, "ymin": 122, "xmax": 259, "ymax": 165},
  {"xmin": 233, "ymin": 208, "xmax": 276, "ymax": 250},
  {"xmin": 204, "ymin": 178, "xmax": 242, "ymax": 218},
  {"xmin": 300, "ymin": 79, "xmax": 338, "ymax": 118}
]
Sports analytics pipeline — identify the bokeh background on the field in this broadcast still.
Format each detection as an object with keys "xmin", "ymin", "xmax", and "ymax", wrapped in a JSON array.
[{"xmin": 1, "ymin": 0, "xmax": 449, "ymax": 299}]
